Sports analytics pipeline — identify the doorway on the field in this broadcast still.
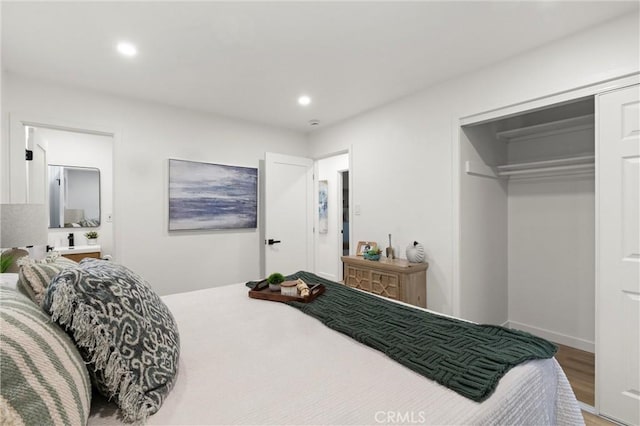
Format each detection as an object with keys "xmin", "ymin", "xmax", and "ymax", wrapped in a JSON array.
[
  {"xmin": 8, "ymin": 115, "xmax": 115, "ymax": 258},
  {"xmin": 340, "ymin": 170, "xmax": 350, "ymax": 257},
  {"xmin": 314, "ymin": 153, "xmax": 349, "ymax": 282}
]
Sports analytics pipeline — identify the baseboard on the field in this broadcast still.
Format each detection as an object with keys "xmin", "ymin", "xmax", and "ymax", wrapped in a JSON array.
[
  {"xmin": 506, "ymin": 320, "xmax": 595, "ymax": 353},
  {"xmin": 579, "ymin": 401, "xmax": 596, "ymax": 414}
]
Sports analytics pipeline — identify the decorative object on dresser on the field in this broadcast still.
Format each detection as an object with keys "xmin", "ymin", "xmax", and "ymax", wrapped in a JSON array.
[
  {"xmin": 342, "ymin": 255, "xmax": 428, "ymax": 308},
  {"xmin": 363, "ymin": 246, "xmax": 382, "ymax": 261},
  {"xmin": 406, "ymin": 241, "xmax": 426, "ymax": 263},
  {"xmin": 385, "ymin": 233, "xmax": 395, "ymax": 259},
  {"xmin": 0, "ymin": 203, "xmax": 48, "ymax": 260},
  {"xmin": 356, "ymin": 240, "xmax": 377, "ymax": 256}
]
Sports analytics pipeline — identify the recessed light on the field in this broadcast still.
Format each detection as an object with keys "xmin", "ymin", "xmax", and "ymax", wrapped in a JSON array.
[
  {"xmin": 298, "ymin": 95, "xmax": 311, "ymax": 106},
  {"xmin": 309, "ymin": 119, "xmax": 320, "ymax": 126},
  {"xmin": 117, "ymin": 42, "xmax": 137, "ymax": 57}
]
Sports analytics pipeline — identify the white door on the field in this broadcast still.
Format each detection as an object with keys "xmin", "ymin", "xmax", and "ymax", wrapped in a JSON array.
[
  {"xmin": 597, "ymin": 84, "xmax": 640, "ymax": 425},
  {"xmin": 264, "ymin": 152, "xmax": 313, "ymax": 276}
]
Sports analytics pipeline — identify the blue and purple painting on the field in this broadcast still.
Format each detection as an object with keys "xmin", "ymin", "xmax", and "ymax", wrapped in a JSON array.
[{"xmin": 169, "ymin": 159, "xmax": 257, "ymax": 230}]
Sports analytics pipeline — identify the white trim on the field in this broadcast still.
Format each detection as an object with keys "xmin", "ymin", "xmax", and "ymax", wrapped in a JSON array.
[
  {"xmin": 507, "ymin": 320, "xmax": 594, "ymax": 353},
  {"xmin": 579, "ymin": 401, "xmax": 596, "ymax": 414},
  {"xmin": 593, "ymin": 90, "xmax": 603, "ymax": 414},
  {"xmin": 459, "ymin": 73, "xmax": 639, "ymax": 127},
  {"xmin": 450, "ymin": 118, "xmax": 461, "ymax": 316},
  {"xmin": 348, "ymin": 145, "xmax": 354, "ymax": 256}
]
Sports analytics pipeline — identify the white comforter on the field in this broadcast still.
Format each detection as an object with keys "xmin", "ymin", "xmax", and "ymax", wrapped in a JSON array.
[{"xmin": 89, "ymin": 283, "xmax": 584, "ymax": 425}]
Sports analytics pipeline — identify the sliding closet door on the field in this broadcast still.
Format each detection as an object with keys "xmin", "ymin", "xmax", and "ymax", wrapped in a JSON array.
[{"xmin": 597, "ymin": 84, "xmax": 640, "ymax": 425}]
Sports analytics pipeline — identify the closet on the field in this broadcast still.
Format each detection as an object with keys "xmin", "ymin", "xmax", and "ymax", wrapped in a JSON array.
[
  {"xmin": 458, "ymin": 84, "xmax": 639, "ymax": 425},
  {"xmin": 459, "ymin": 97, "xmax": 596, "ymax": 352}
]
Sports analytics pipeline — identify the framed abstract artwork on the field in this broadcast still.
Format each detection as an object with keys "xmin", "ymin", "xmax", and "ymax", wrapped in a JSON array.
[
  {"xmin": 168, "ymin": 159, "xmax": 258, "ymax": 231},
  {"xmin": 318, "ymin": 180, "xmax": 328, "ymax": 234}
]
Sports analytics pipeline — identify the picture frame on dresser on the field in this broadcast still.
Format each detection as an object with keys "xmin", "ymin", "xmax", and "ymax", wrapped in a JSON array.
[{"xmin": 356, "ymin": 241, "xmax": 377, "ymax": 256}]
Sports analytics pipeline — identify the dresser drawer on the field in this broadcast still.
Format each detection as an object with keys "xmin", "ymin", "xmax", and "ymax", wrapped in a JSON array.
[{"xmin": 342, "ymin": 255, "xmax": 428, "ymax": 308}]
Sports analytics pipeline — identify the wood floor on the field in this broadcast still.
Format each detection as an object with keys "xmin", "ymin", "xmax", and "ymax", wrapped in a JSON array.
[
  {"xmin": 555, "ymin": 343, "xmax": 595, "ymax": 406},
  {"xmin": 554, "ymin": 343, "xmax": 616, "ymax": 426}
]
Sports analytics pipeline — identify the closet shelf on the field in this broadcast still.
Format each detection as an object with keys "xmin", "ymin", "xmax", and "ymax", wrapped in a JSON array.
[
  {"xmin": 466, "ymin": 154, "xmax": 595, "ymax": 180},
  {"xmin": 497, "ymin": 163, "xmax": 594, "ymax": 178},
  {"xmin": 496, "ymin": 114, "xmax": 594, "ymax": 143},
  {"xmin": 497, "ymin": 154, "xmax": 595, "ymax": 178},
  {"xmin": 496, "ymin": 154, "xmax": 594, "ymax": 172}
]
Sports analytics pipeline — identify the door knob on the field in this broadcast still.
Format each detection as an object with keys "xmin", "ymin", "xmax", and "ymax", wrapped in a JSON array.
[{"xmin": 267, "ymin": 239, "xmax": 281, "ymax": 245}]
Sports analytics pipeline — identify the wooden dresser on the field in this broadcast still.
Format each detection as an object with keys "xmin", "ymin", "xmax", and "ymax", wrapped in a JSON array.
[{"xmin": 341, "ymin": 255, "xmax": 428, "ymax": 308}]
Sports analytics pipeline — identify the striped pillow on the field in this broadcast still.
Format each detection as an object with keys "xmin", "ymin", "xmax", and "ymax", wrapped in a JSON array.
[
  {"xmin": 0, "ymin": 287, "xmax": 91, "ymax": 425},
  {"xmin": 17, "ymin": 255, "xmax": 78, "ymax": 305}
]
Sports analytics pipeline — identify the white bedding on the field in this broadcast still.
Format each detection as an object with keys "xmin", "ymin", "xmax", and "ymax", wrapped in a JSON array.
[{"xmin": 89, "ymin": 283, "xmax": 584, "ymax": 425}]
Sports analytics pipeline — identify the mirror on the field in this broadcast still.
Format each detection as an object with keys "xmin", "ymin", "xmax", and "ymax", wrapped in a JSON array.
[{"xmin": 48, "ymin": 165, "xmax": 101, "ymax": 228}]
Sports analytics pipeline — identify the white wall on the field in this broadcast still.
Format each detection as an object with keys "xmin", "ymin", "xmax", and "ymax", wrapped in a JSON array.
[
  {"xmin": 308, "ymin": 14, "xmax": 640, "ymax": 315},
  {"xmin": 40, "ymin": 128, "xmax": 114, "ymax": 255},
  {"xmin": 459, "ymin": 124, "xmax": 508, "ymax": 325},
  {"xmin": 507, "ymin": 127, "xmax": 595, "ymax": 351},
  {"xmin": 315, "ymin": 153, "xmax": 348, "ymax": 281},
  {"xmin": 1, "ymin": 73, "xmax": 307, "ymax": 295}
]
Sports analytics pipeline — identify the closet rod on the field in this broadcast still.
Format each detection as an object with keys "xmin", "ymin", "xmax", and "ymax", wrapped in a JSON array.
[
  {"xmin": 497, "ymin": 163, "xmax": 594, "ymax": 177},
  {"xmin": 496, "ymin": 154, "xmax": 594, "ymax": 172}
]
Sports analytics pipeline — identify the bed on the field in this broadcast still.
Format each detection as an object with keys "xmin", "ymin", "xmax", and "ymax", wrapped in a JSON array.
[
  {"xmin": 88, "ymin": 280, "xmax": 583, "ymax": 425},
  {"xmin": 1, "ymin": 263, "xmax": 584, "ymax": 425}
]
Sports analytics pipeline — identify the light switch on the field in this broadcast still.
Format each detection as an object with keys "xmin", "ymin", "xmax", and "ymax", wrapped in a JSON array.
[{"xmin": 354, "ymin": 204, "xmax": 361, "ymax": 215}]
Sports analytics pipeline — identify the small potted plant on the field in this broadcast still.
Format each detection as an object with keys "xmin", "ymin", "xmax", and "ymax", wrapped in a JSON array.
[
  {"xmin": 267, "ymin": 272, "xmax": 285, "ymax": 292},
  {"xmin": 363, "ymin": 247, "xmax": 382, "ymax": 261},
  {"xmin": 84, "ymin": 231, "xmax": 99, "ymax": 245},
  {"xmin": 0, "ymin": 253, "xmax": 14, "ymax": 273}
]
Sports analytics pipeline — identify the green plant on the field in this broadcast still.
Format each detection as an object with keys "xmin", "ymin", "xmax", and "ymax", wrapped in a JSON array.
[
  {"xmin": 266, "ymin": 272, "xmax": 285, "ymax": 285},
  {"xmin": 0, "ymin": 254, "xmax": 14, "ymax": 273},
  {"xmin": 84, "ymin": 231, "xmax": 98, "ymax": 239},
  {"xmin": 366, "ymin": 247, "xmax": 382, "ymax": 255}
]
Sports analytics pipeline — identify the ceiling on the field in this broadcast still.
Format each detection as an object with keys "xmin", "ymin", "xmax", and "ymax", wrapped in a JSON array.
[{"xmin": 2, "ymin": 1, "xmax": 638, "ymax": 133}]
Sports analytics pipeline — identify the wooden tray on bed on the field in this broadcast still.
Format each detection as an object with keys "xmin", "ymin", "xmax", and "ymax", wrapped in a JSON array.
[{"xmin": 248, "ymin": 280, "xmax": 325, "ymax": 303}]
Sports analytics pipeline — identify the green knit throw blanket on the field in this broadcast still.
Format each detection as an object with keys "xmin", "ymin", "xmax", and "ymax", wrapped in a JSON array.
[{"xmin": 247, "ymin": 271, "xmax": 557, "ymax": 402}]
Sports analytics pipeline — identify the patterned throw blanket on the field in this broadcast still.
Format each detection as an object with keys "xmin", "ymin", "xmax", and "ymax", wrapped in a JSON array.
[{"xmin": 247, "ymin": 271, "xmax": 557, "ymax": 402}]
